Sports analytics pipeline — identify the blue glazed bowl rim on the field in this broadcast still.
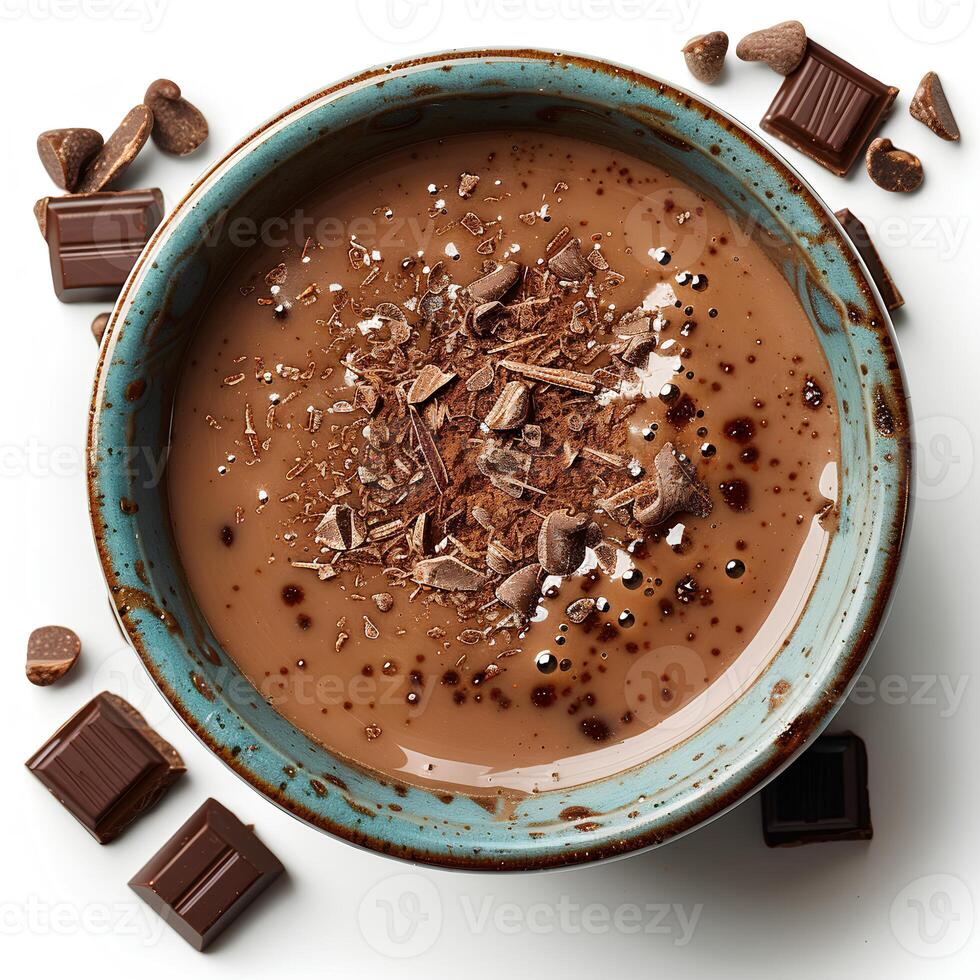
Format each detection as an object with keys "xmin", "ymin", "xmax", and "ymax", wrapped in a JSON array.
[{"xmin": 88, "ymin": 48, "xmax": 911, "ymax": 871}]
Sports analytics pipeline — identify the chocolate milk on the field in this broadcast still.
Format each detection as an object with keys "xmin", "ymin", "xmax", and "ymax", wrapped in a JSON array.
[{"xmin": 167, "ymin": 132, "xmax": 839, "ymax": 797}]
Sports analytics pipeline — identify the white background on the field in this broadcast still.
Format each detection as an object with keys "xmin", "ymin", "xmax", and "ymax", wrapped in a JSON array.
[{"xmin": 1, "ymin": 0, "xmax": 978, "ymax": 976}]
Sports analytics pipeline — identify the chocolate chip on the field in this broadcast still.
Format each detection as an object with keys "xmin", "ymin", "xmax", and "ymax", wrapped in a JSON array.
[
  {"xmin": 909, "ymin": 71, "xmax": 960, "ymax": 142},
  {"xmin": 37, "ymin": 128, "xmax": 104, "ymax": 191},
  {"xmin": 632, "ymin": 443, "xmax": 712, "ymax": 527},
  {"xmin": 682, "ymin": 31, "xmax": 729, "ymax": 83},
  {"xmin": 484, "ymin": 381, "xmax": 530, "ymax": 430},
  {"xmin": 26, "ymin": 626, "xmax": 81, "ymax": 686},
  {"xmin": 547, "ymin": 239, "xmax": 591, "ymax": 281},
  {"xmin": 314, "ymin": 504, "xmax": 366, "ymax": 551},
  {"xmin": 91, "ymin": 311, "xmax": 111, "ymax": 343},
  {"xmin": 866, "ymin": 138, "xmax": 924, "ymax": 193},
  {"xmin": 736, "ymin": 20, "xmax": 807, "ymax": 75},
  {"xmin": 412, "ymin": 556, "xmax": 486, "ymax": 592},
  {"xmin": 537, "ymin": 510, "xmax": 591, "ymax": 576},
  {"xmin": 76, "ymin": 105, "xmax": 153, "ymax": 193},
  {"xmin": 464, "ymin": 261, "xmax": 522, "ymax": 305},
  {"xmin": 495, "ymin": 563, "xmax": 544, "ymax": 618},
  {"xmin": 144, "ymin": 78, "xmax": 209, "ymax": 156}
]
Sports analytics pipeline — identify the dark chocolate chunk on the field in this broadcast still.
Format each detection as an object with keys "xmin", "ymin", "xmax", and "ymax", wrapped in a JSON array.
[
  {"xmin": 537, "ymin": 510, "xmax": 591, "ymax": 576},
  {"xmin": 37, "ymin": 128, "xmax": 104, "ymax": 191},
  {"xmin": 834, "ymin": 208, "xmax": 904, "ymax": 311},
  {"xmin": 464, "ymin": 261, "xmax": 521, "ymax": 305},
  {"xmin": 495, "ymin": 563, "xmax": 544, "ymax": 618},
  {"xmin": 26, "ymin": 625, "xmax": 81, "ymax": 686},
  {"xmin": 760, "ymin": 41, "xmax": 898, "ymax": 176},
  {"xmin": 129, "ymin": 798, "xmax": 284, "ymax": 951},
  {"xmin": 909, "ymin": 71, "xmax": 960, "ymax": 141},
  {"xmin": 682, "ymin": 31, "xmax": 729, "ymax": 84},
  {"xmin": 26, "ymin": 692, "xmax": 185, "ymax": 842},
  {"xmin": 144, "ymin": 79, "xmax": 209, "ymax": 156},
  {"xmin": 413, "ymin": 555, "xmax": 486, "ymax": 592},
  {"xmin": 39, "ymin": 188, "xmax": 164, "ymax": 302},
  {"xmin": 736, "ymin": 20, "xmax": 806, "ymax": 75},
  {"xmin": 547, "ymin": 239, "xmax": 591, "ymax": 281},
  {"xmin": 636, "ymin": 443, "xmax": 712, "ymax": 526},
  {"xmin": 866, "ymin": 138, "xmax": 924, "ymax": 193},
  {"xmin": 77, "ymin": 104, "xmax": 153, "ymax": 193},
  {"xmin": 762, "ymin": 732, "xmax": 872, "ymax": 846}
]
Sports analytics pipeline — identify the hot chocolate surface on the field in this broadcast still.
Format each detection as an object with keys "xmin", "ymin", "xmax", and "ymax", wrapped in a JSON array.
[{"xmin": 168, "ymin": 132, "xmax": 839, "ymax": 796}]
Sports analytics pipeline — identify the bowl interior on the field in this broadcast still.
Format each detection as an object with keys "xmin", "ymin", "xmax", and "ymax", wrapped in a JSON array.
[{"xmin": 89, "ymin": 51, "xmax": 910, "ymax": 870}]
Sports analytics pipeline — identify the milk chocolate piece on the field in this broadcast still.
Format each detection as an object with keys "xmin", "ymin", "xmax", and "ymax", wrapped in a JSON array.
[
  {"xmin": 26, "ymin": 692, "xmax": 185, "ymax": 842},
  {"xmin": 762, "ymin": 732, "xmax": 872, "ymax": 846},
  {"xmin": 760, "ymin": 41, "xmax": 898, "ymax": 176},
  {"xmin": 40, "ymin": 188, "xmax": 163, "ymax": 302},
  {"xmin": 909, "ymin": 71, "xmax": 959, "ymax": 141},
  {"xmin": 736, "ymin": 20, "xmax": 806, "ymax": 75},
  {"xmin": 144, "ymin": 79, "xmax": 209, "ymax": 156},
  {"xmin": 37, "ymin": 128, "xmax": 104, "ymax": 191},
  {"xmin": 26, "ymin": 625, "xmax": 80, "ymax": 686},
  {"xmin": 682, "ymin": 31, "xmax": 729, "ymax": 84},
  {"xmin": 866, "ymin": 138, "xmax": 924, "ymax": 193},
  {"xmin": 77, "ymin": 104, "xmax": 153, "ymax": 193},
  {"xmin": 129, "ymin": 798, "xmax": 284, "ymax": 951},
  {"xmin": 834, "ymin": 209, "xmax": 904, "ymax": 311}
]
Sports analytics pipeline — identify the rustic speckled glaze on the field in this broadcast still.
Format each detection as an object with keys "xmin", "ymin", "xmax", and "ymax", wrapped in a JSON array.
[{"xmin": 87, "ymin": 50, "xmax": 911, "ymax": 871}]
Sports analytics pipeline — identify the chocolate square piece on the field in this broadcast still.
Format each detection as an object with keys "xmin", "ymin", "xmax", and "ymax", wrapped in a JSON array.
[
  {"xmin": 762, "ymin": 732, "xmax": 872, "ymax": 846},
  {"xmin": 26, "ymin": 692, "xmax": 185, "ymax": 843},
  {"xmin": 38, "ymin": 188, "xmax": 164, "ymax": 302},
  {"xmin": 835, "ymin": 209, "xmax": 904, "ymax": 312},
  {"xmin": 761, "ymin": 41, "xmax": 898, "ymax": 176},
  {"xmin": 129, "ymin": 798, "xmax": 284, "ymax": 951}
]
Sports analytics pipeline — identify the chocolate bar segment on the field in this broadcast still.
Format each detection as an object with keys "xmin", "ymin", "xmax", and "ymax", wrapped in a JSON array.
[
  {"xmin": 39, "ymin": 188, "xmax": 163, "ymax": 302},
  {"xmin": 129, "ymin": 798, "xmax": 284, "ymax": 951},
  {"xmin": 835, "ymin": 209, "xmax": 904, "ymax": 312},
  {"xmin": 761, "ymin": 41, "xmax": 898, "ymax": 176},
  {"xmin": 762, "ymin": 732, "xmax": 872, "ymax": 846},
  {"xmin": 26, "ymin": 692, "xmax": 185, "ymax": 843}
]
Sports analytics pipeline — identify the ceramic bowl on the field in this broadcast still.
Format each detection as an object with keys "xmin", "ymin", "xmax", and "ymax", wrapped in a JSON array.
[{"xmin": 88, "ymin": 49, "xmax": 911, "ymax": 870}]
